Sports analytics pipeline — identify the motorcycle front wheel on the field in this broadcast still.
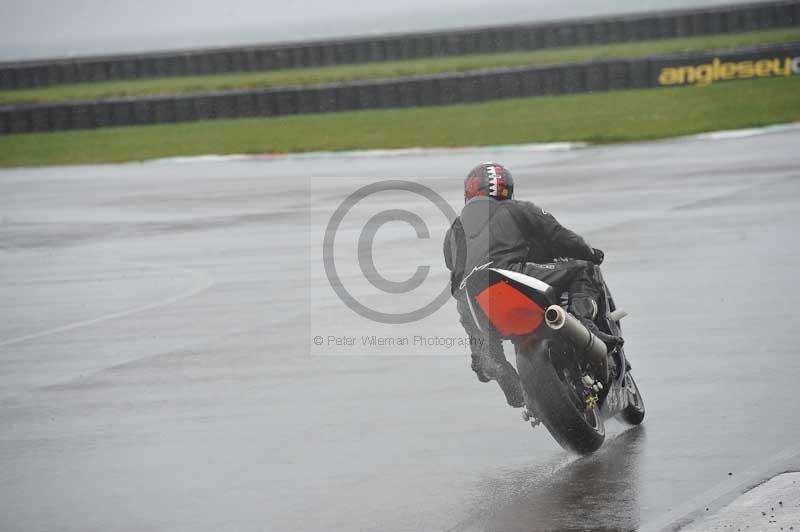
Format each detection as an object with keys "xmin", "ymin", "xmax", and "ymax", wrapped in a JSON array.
[{"xmin": 516, "ymin": 340, "xmax": 605, "ymax": 454}]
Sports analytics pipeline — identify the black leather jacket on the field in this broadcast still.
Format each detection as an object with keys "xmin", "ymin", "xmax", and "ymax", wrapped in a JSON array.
[{"xmin": 444, "ymin": 197, "xmax": 596, "ymax": 291}]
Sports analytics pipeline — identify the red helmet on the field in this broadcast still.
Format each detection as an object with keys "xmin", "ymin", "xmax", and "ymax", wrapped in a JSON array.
[{"xmin": 464, "ymin": 162, "xmax": 515, "ymax": 203}]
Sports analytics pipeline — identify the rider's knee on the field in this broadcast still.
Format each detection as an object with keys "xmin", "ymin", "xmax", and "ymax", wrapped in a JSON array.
[{"xmin": 569, "ymin": 293, "xmax": 599, "ymax": 320}]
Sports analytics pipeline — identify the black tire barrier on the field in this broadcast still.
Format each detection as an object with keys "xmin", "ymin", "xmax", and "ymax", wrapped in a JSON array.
[
  {"xmin": 1, "ymin": 0, "xmax": 798, "ymax": 90},
  {"xmin": 1, "ymin": 42, "xmax": 798, "ymax": 135}
]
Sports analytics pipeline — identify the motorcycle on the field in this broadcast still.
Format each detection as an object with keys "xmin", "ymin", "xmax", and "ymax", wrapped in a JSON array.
[{"xmin": 462, "ymin": 264, "xmax": 645, "ymax": 454}]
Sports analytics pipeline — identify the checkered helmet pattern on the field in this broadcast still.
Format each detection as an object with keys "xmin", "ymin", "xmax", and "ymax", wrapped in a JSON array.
[{"xmin": 464, "ymin": 162, "xmax": 515, "ymax": 202}]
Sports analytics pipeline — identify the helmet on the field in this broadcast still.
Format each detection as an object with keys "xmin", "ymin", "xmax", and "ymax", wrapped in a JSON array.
[{"xmin": 464, "ymin": 162, "xmax": 514, "ymax": 202}]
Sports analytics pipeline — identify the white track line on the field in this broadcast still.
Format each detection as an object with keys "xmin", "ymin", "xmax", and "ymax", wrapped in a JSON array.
[
  {"xmin": 141, "ymin": 123, "xmax": 800, "ymax": 166},
  {"xmin": 689, "ymin": 123, "xmax": 800, "ymax": 141},
  {"xmin": 145, "ymin": 142, "xmax": 588, "ymax": 165},
  {"xmin": 0, "ymin": 262, "xmax": 214, "ymax": 348}
]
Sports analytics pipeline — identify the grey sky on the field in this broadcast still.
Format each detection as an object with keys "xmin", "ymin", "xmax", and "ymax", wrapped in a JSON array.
[{"xmin": 0, "ymin": 0, "xmax": 759, "ymax": 61}]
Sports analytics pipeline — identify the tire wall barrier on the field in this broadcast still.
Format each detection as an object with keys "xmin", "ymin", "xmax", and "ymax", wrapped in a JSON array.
[
  {"xmin": 2, "ymin": 42, "xmax": 798, "ymax": 135},
  {"xmin": 0, "ymin": 0, "xmax": 798, "ymax": 90}
]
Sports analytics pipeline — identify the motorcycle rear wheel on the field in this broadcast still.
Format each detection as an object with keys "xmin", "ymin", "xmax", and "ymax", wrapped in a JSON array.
[{"xmin": 516, "ymin": 341, "xmax": 605, "ymax": 454}]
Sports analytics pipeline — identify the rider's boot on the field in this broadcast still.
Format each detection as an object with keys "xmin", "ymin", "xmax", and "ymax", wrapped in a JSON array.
[
  {"xmin": 471, "ymin": 354, "xmax": 492, "ymax": 383},
  {"xmin": 569, "ymin": 294, "xmax": 621, "ymax": 386},
  {"xmin": 468, "ymin": 329, "xmax": 525, "ymax": 408},
  {"xmin": 473, "ymin": 356, "xmax": 525, "ymax": 408},
  {"xmin": 570, "ymin": 294, "xmax": 624, "ymax": 350},
  {"xmin": 494, "ymin": 364, "xmax": 526, "ymax": 409},
  {"xmin": 580, "ymin": 317, "xmax": 624, "ymax": 350}
]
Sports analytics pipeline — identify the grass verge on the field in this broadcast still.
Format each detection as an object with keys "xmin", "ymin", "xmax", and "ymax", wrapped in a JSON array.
[
  {"xmin": 1, "ymin": 76, "xmax": 798, "ymax": 168},
  {"xmin": 1, "ymin": 28, "xmax": 799, "ymax": 105}
]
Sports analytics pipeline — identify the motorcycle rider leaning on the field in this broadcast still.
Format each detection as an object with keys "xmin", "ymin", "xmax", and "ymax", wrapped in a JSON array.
[{"xmin": 443, "ymin": 162, "xmax": 623, "ymax": 408}]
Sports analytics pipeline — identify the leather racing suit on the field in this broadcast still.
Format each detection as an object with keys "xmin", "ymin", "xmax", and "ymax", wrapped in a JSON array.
[{"xmin": 443, "ymin": 196, "xmax": 607, "ymax": 407}]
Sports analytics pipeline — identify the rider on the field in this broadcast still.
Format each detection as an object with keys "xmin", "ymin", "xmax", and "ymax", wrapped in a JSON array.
[{"xmin": 443, "ymin": 162, "xmax": 623, "ymax": 408}]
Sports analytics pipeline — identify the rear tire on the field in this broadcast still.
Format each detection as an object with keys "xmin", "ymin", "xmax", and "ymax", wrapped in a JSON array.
[
  {"xmin": 620, "ymin": 372, "xmax": 646, "ymax": 425},
  {"xmin": 516, "ymin": 341, "xmax": 605, "ymax": 454}
]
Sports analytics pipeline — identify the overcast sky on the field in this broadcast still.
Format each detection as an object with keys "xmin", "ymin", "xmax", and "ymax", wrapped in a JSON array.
[{"xmin": 0, "ymin": 0, "xmax": 758, "ymax": 61}]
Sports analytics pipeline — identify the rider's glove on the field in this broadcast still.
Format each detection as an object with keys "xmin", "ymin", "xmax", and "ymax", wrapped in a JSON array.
[{"xmin": 591, "ymin": 248, "xmax": 605, "ymax": 265}]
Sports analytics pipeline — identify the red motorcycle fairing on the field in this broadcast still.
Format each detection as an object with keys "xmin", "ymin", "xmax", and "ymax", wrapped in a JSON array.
[{"xmin": 463, "ymin": 266, "xmax": 557, "ymax": 339}]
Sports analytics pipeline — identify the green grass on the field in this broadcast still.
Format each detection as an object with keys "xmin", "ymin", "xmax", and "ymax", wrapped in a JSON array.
[
  {"xmin": 2, "ymin": 76, "xmax": 798, "ymax": 168},
  {"xmin": 2, "ymin": 27, "xmax": 799, "ymax": 105}
]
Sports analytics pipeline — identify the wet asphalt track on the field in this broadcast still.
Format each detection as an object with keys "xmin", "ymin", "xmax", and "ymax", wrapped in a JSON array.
[{"xmin": 1, "ymin": 127, "xmax": 800, "ymax": 532}]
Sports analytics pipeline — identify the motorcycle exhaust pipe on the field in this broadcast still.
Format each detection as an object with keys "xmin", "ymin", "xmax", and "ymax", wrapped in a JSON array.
[{"xmin": 544, "ymin": 305, "xmax": 607, "ymax": 365}]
